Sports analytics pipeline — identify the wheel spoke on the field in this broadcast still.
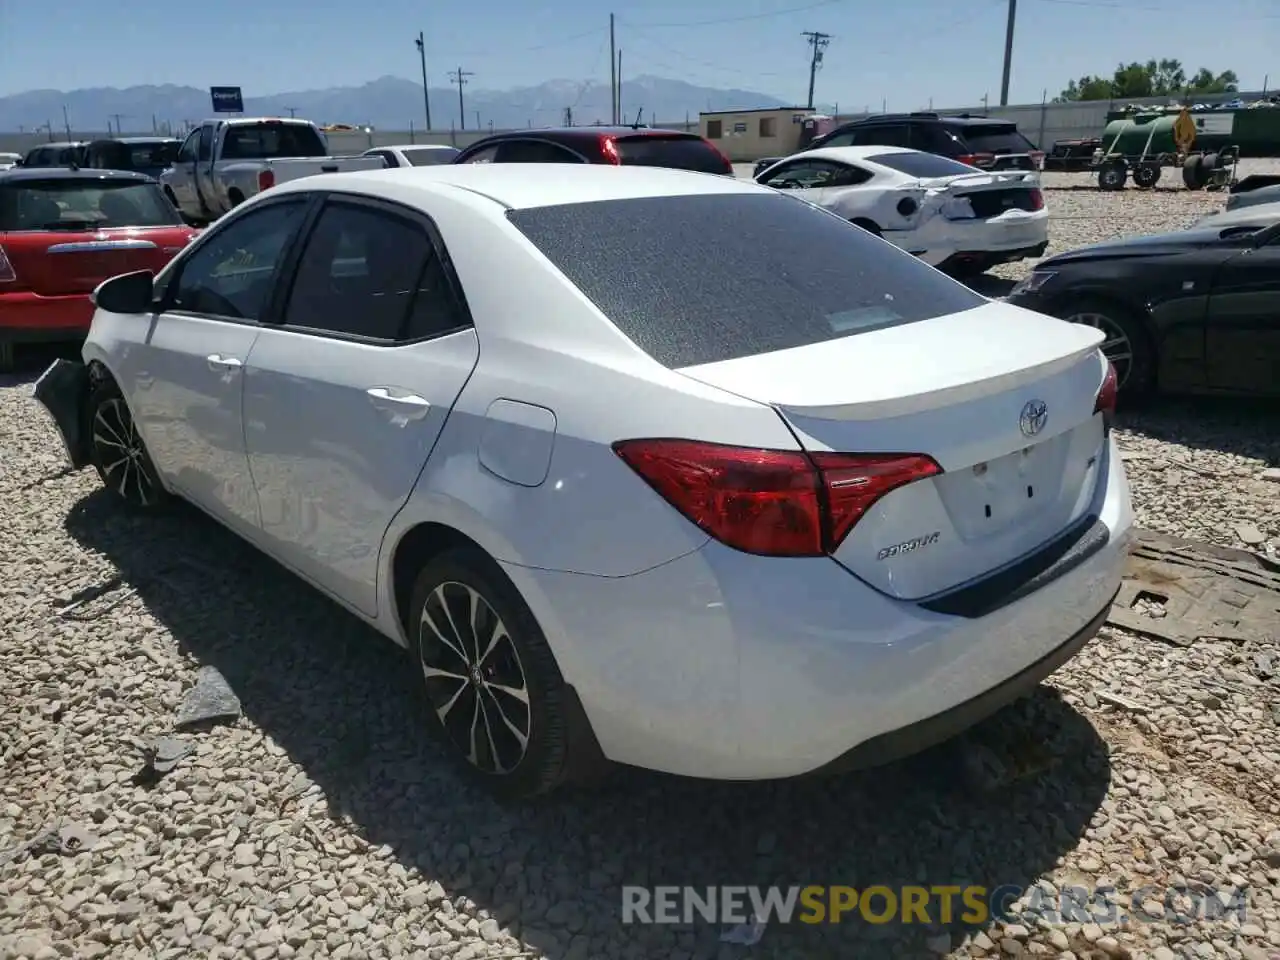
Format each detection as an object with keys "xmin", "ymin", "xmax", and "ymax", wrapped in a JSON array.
[
  {"xmin": 438, "ymin": 586, "xmax": 476, "ymax": 664},
  {"xmin": 483, "ymin": 684, "xmax": 529, "ymax": 750},
  {"xmin": 476, "ymin": 619, "xmax": 509, "ymax": 667},
  {"xmin": 421, "ymin": 594, "xmax": 469, "ymax": 667},
  {"xmin": 475, "ymin": 694, "xmax": 506, "ymax": 772},
  {"xmin": 465, "ymin": 690, "xmax": 482, "ymax": 766},
  {"xmin": 485, "ymin": 679, "xmax": 529, "ymax": 705}
]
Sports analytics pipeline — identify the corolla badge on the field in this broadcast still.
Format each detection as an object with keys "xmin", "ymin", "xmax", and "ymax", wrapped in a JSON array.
[{"xmin": 1019, "ymin": 399, "xmax": 1048, "ymax": 437}]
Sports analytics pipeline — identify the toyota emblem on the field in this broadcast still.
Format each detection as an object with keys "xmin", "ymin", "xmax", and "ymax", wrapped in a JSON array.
[{"xmin": 1019, "ymin": 399, "xmax": 1048, "ymax": 437}]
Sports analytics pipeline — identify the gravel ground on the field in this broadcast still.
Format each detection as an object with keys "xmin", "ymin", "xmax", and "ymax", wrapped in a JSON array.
[{"xmin": 3, "ymin": 168, "xmax": 1280, "ymax": 960}]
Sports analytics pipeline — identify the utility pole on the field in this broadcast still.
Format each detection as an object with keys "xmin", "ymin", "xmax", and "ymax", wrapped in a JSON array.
[
  {"xmin": 109, "ymin": 113, "xmax": 126, "ymax": 137},
  {"xmin": 616, "ymin": 50, "xmax": 623, "ymax": 122},
  {"xmin": 449, "ymin": 67, "xmax": 473, "ymax": 130},
  {"xmin": 609, "ymin": 13, "xmax": 617, "ymax": 124},
  {"xmin": 415, "ymin": 32, "xmax": 432, "ymax": 130},
  {"xmin": 564, "ymin": 106, "xmax": 574, "ymax": 126},
  {"xmin": 62, "ymin": 104, "xmax": 72, "ymax": 140},
  {"xmin": 802, "ymin": 31, "xmax": 831, "ymax": 110},
  {"xmin": 283, "ymin": 106, "xmax": 298, "ymax": 118},
  {"xmin": 999, "ymin": 0, "xmax": 1016, "ymax": 106}
]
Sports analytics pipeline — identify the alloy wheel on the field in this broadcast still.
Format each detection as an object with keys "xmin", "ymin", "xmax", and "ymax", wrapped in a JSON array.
[
  {"xmin": 1065, "ymin": 312, "xmax": 1133, "ymax": 390},
  {"xmin": 92, "ymin": 398, "xmax": 158, "ymax": 506},
  {"xmin": 418, "ymin": 581, "xmax": 531, "ymax": 775}
]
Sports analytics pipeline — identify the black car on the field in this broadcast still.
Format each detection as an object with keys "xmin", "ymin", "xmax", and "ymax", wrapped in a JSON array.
[
  {"xmin": 1005, "ymin": 217, "xmax": 1280, "ymax": 399},
  {"xmin": 453, "ymin": 126, "xmax": 734, "ymax": 175},
  {"xmin": 753, "ymin": 113, "xmax": 1044, "ymax": 178},
  {"xmin": 20, "ymin": 141, "xmax": 88, "ymax": 168}
]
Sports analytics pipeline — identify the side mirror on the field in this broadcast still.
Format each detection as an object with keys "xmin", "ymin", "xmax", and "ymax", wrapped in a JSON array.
[{"xmin": 92, "ymin": 270, "xmax": 156, "ymax": 314}]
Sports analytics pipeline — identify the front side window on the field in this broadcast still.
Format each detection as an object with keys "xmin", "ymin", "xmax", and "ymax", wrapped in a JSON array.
[
  {"xmin": 177, "ymin": 132, "xmax": 198, "ymax": 163},
  {"xmin": 170, "ymin": 200, "xmax": 308, "ymax": 320},
  {"xmin": 458, "ymin": 144, "xmax": 500, "ymax": 164},
  {"xmin": 404, "ymin": 147, "xmax": 460, "ymax": 166}
]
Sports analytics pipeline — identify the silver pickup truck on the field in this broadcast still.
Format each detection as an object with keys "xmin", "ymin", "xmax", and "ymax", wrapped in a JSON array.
[{"xmin": 159, "ymin": 118, "xmax": 385, "ymax": 224}]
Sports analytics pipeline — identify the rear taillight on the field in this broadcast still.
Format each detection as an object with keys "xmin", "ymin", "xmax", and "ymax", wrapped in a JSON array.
[
  {"xmin": 257, "ymin": 169, "xmax": 276, "ymax": 191},
  {"xmin": 0, "ymin": 245, "xmax": 16, "ymax": 283},
  {"xmin": 1094, "ymin": 360, "xmax": 1118, "ymax": 429},
  {"xmin": 599, "ymin": 136, "xmax": 621, "ymax": 165},
  {"xmin": 613, "ymin": 439, "xmax": 942, "ymax": 557},
  {"xmin": 956, "ymin": 153, "xmax": 995, "ymax": 168},
  {"xmin": 1028, "ymin": 188, "xmax": 1045, "ymax": 211},
  {"xmin": 705, "ymin": 140, "xmax": 733, "ymax": 173}
]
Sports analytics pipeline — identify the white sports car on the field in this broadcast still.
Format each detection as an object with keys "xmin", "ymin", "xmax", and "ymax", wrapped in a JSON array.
[
  {"xmin": 755, "ymin": 145, "xmax": 1050, "ymax": 275},
  {"xmin": 35, "ymin": 164, "xmax": 1131, "ymax": 800}
]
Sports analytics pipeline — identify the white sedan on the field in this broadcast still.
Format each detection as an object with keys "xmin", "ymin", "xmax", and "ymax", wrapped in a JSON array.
[
  {"xmin": 35, "ymin": 164, "xmax": 1132, "ymax": 799},
  {"xmin": 362, "ymin": 144, "xmax": 460, "ymax": 168},
  {"xmin": 756, "ymin": 145, "xmax": 1049, "ymax": 275}
]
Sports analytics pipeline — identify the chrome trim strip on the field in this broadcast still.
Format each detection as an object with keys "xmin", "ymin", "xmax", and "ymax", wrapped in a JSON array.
[{"xmin": 46, "ymin": 240, "xmax": 159, "ymax": 253}]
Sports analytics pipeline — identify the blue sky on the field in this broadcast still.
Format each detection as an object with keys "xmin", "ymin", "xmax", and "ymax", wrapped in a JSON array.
[{"xmin": 1, "ymin": 0, "xmax": 1275, "ymax": 107}]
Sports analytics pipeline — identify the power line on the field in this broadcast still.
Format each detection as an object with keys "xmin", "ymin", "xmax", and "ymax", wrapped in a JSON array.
[
  {"xmin": 618, "ymin": 23, "xmax": 790, "ymax": 79},
  {"xmin": 626, "ymin": 0, "xmax": 850, "ymax": 29},
  {"xmin": 802, "ymin": 31, "xmax": 831, "ymax": 110},
  {"xmin": 449, "ymin": 67, "xmax": 474, "ymax": 130}
]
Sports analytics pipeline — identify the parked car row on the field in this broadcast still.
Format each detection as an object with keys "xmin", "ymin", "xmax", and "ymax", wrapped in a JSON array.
[{"xmin": 34, "ymin": 162, "xmax": 1133, "ymax": 800}]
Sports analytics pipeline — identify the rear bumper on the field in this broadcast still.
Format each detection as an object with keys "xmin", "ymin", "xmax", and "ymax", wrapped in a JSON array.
[
  {"xmin": 0, "ymin": 290, "xmax": 93, "ymax": 341},
  {"xmin": 896, "ymin": 211, "xmax": 1049, "ymax": 269},
  {"xmin": 504, "ymin": 434, "xmax": 1134, "ymax": 780},
  {"xmin": 938, "ymin": 241, "xmax": 1049, "ymax": 273}
]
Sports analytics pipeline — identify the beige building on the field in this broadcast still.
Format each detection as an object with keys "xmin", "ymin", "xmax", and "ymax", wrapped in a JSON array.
[{"xmin": 699, "ymin": 107, "xmax": 819, "ymax": 161}]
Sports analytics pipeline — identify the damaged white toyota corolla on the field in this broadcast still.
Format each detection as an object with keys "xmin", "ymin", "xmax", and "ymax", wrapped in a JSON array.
[
  {"xmin": 34, "ymin": 164, "xmax": 1129, "ymax": 800},
  {"xmin": 755, "ymin": 145, "xmax": 1050, "ymax": 276}
]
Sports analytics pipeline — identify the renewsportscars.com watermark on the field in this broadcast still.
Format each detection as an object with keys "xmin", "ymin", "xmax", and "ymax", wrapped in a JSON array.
[{"xmin": 621, "ymin": 884, "xmax": 1251, "ymax": 927}]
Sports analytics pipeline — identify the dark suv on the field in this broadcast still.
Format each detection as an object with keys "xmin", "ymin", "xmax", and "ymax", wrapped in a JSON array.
[
  {"xmin": 753, "ymin": 113, "xmax": 1044, "ymax": 177},
  {"xmin": 453, "ymin": 127, "xmax": 733, "ymax": 175}
]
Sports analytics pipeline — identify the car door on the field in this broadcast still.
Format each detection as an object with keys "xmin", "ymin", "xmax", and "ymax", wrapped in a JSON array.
[
  {"xmin": 1204, "ymin": 224, "xmax": 1280, "ymax": 395},
  {"xmin": 126, "ymin": 197, "xmax": 313, "ymax": 534},
  {"xmin": 241, "ymin": 194, "xmax": 479, "ymax": 615},
  {"xmin": 168, "ymin": 131, "xmax": 200, "ymax": 210}
]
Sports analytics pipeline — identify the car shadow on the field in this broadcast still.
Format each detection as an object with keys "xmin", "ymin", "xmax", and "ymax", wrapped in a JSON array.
[
  {"xmin": 0, "ymin": 341, "xmax": 81, "ymax": 388},
  {"xmin": 964, "ymin": 275, "xmax": 1017, "ymax": 298},
  {"xmin": 1117, "ymin": 395, "xmax": 1280, "ymax": 465},
  {"xmin": 63, "ymin": 489, "xmax": 1112, "ymax": 957}
]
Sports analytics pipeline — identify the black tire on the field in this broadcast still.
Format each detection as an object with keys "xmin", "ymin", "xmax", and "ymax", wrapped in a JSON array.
[
  {"xmin": 1097, "ymin": 162, "xmax": 1127, "ymax": 191},
  {"xmin": 1054, "ymin": 297, "xmax": 1156, "ymax": 399},
  {"xmin": 1201, "ymin": 153, "xmax": 1220, "ymax": 171},
  {"xmin": 1182, "ymin": 154, "xmax": 1207, "ymax": 191},
  {"xmin": 0, "ymin": 341, "xmax": 14, "ymax": 374},
  {"xmin": 409, "ymin": 547, "xmax": 582, "ymax": 800},
  {"xmin": 87, "ymin": 377, "xmax": 170, "ymax": 510},
  {"xmin": 850, "ymin": 218, "xmax": 882, "ymax": 237},
  {"xmin": 1132, "ymin": 162, "xmax": 1161, "ymax": 189}
]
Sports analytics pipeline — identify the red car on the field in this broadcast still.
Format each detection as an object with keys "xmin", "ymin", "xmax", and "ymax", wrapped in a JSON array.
[{"xmin": 0, "ymin": 168, "xmax": 198, "ymax": 370}]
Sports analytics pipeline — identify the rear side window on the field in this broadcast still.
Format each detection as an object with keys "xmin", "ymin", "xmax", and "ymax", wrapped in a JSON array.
[
  {"xmin": 405, "ymin": 147, "xmax": 459, "ymax": 166},
  {"xmin": 506, "ymin": 193, "xmax": 983, "ymax": 368},
  {"xmin": 958, "ymin": 125, "xmax": 1036, "ymax": 154},
  {"xmin": 865, "ymin": 152, "xmax": 984, "ymax": 179},
  {"xmin": 612, "ymin": 135, "xmax": 730, "ymax": 174},
  {"xmin": 496, "ymin": 140, "xmax": 584, "ymax": 163},
  {"xmin": 222, "ymin": 123, "xmax": 328, "ymax": 160},
  {"xmin": 0, "ymin": 180, "xmax": 183, "ymax": 230}
]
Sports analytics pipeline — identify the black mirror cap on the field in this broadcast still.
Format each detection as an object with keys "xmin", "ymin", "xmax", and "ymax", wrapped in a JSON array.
[{"xmin": 91, "ymin": 270, "xmax": 156, "ymax": 314}]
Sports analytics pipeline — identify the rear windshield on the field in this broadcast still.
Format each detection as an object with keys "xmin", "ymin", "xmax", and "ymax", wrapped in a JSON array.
[
  {"xmin": 221, "ymin": 123, "xmax": 328, "ymax": 160},
  {"xmin": 506, "ymin": 193, "xmax": 983, "ymax": 368},
  {"xmin": 0, "ymin": 180, "xmax": 183, "ymax": 231},
  {"xmin": 405, "ymin": 147, "xmax": 459, "ymax": 166},
  {"xmin": 612, "ymin": 135, "xmax": 731, "ymax": 175},
  {"xmin": 866, "ymin": 152, "xmax": 985, "ymax": 179},
  {"xmin": 958, "ymin": 125, "xmax": 1037, "ymax": 154}
]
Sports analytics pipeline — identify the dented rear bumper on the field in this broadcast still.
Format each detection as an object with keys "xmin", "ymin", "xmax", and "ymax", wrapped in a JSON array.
[{"xmin": 33, "ymin": 358, "xmax": 92, "ymax": 470}]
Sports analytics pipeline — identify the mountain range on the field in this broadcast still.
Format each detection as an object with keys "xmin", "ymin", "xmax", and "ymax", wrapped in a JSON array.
[{"xmin": 0, "ymin": 75, "xmax": 792, "ymax": 134}]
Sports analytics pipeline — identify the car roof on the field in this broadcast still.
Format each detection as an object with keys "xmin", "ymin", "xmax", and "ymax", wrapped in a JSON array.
[
  {"xmin": 269, "ymin": 162, "xmax": 761, "ymax": 210},
  {"xmin": 841, "ymin": 114, "xmax": 1015, "ymax": 129},
  {"xmin": 467, "ymin": 126, "xmax": 699, "ymax": 145},
  {"xmin": 0, "ymin": 167, "xmax": 155, "ymax": 184},
  {"xmin": 116, "ymin": 136, "xmax": 179, "ymax": 144},
  {"xmin": 797, "ymin": 145, "xmax": 916, "ymax": 163},
  {"xmin": 375, "ymin": 144, "xmax": 459, "ymax": 152},
  {"xmin": 27, "ymin": 141, "xmax": 85, "ymax": 150}
]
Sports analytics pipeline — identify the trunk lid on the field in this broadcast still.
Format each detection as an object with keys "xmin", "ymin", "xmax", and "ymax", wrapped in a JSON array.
[
  {"xmin": 916, "ymin": 172, "xmax": 1044, "ymax": 222},
  {"xmin": 676, "ymin": 299, "xmax": 1110, "ymax": 600},
  {"xmin": 1, "ymin": 226, "xmax": 194, "ymax": 296}
]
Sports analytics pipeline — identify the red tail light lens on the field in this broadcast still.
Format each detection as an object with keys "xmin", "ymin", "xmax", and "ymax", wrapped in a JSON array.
[
  {"xmin": 0, "ymin": 244, "xmax": 16, "ymax": 283},
  {"xmin": 599, "ymin": 136, "xmax": 621, "ymax": 165},
  {"xmin": 1028, "ymin": 188, "xmax": 1045, "ymax": 211},
  {"xmin": 613, "ymin": 439, "xmax": 942, "ymax": 557},
  {"xmin": 956, "ymin": 152, "xmax": 995, "ymax": 168},
  {"xmin": 257, "ymin": 169, "xmax": 276, "ymax": 191},
  {"xmin": 1094, "ymin": 360, "xmax": 1118, "ymax": 425}
]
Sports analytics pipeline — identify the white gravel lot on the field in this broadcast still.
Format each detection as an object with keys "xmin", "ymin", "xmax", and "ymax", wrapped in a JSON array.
[{"xmin": 2, "ymin": 163, "xmax": 1280, "ymax": 960}]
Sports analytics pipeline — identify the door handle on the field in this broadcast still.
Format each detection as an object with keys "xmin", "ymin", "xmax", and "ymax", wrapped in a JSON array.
[
  {"xmin": 366, "ymin": 387, "xmax": 432, "ymax": 424},
  {"xmin": 207, "ymin": 354, "xmax": 243, "ymax": 372}
]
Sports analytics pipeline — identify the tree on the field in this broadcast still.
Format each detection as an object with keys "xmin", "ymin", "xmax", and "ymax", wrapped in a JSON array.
[{"xmin": 1053, "ymin": 59, "xmax": 1239, "ymax": 102}]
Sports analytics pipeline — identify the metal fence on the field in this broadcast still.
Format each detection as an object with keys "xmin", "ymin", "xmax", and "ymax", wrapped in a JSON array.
[{"xmin": 1, "ymin": 89, "xmax": 1270, "ymax": 160}]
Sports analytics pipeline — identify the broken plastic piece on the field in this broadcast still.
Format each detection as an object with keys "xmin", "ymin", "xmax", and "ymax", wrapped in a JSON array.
[
  {"xmin": 720, "ymin": 918, "xmax": 767, "ymax": 946},
  {"xmin": 175, "ymin": 665, "xmax": 242, "ymax": 729}
]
